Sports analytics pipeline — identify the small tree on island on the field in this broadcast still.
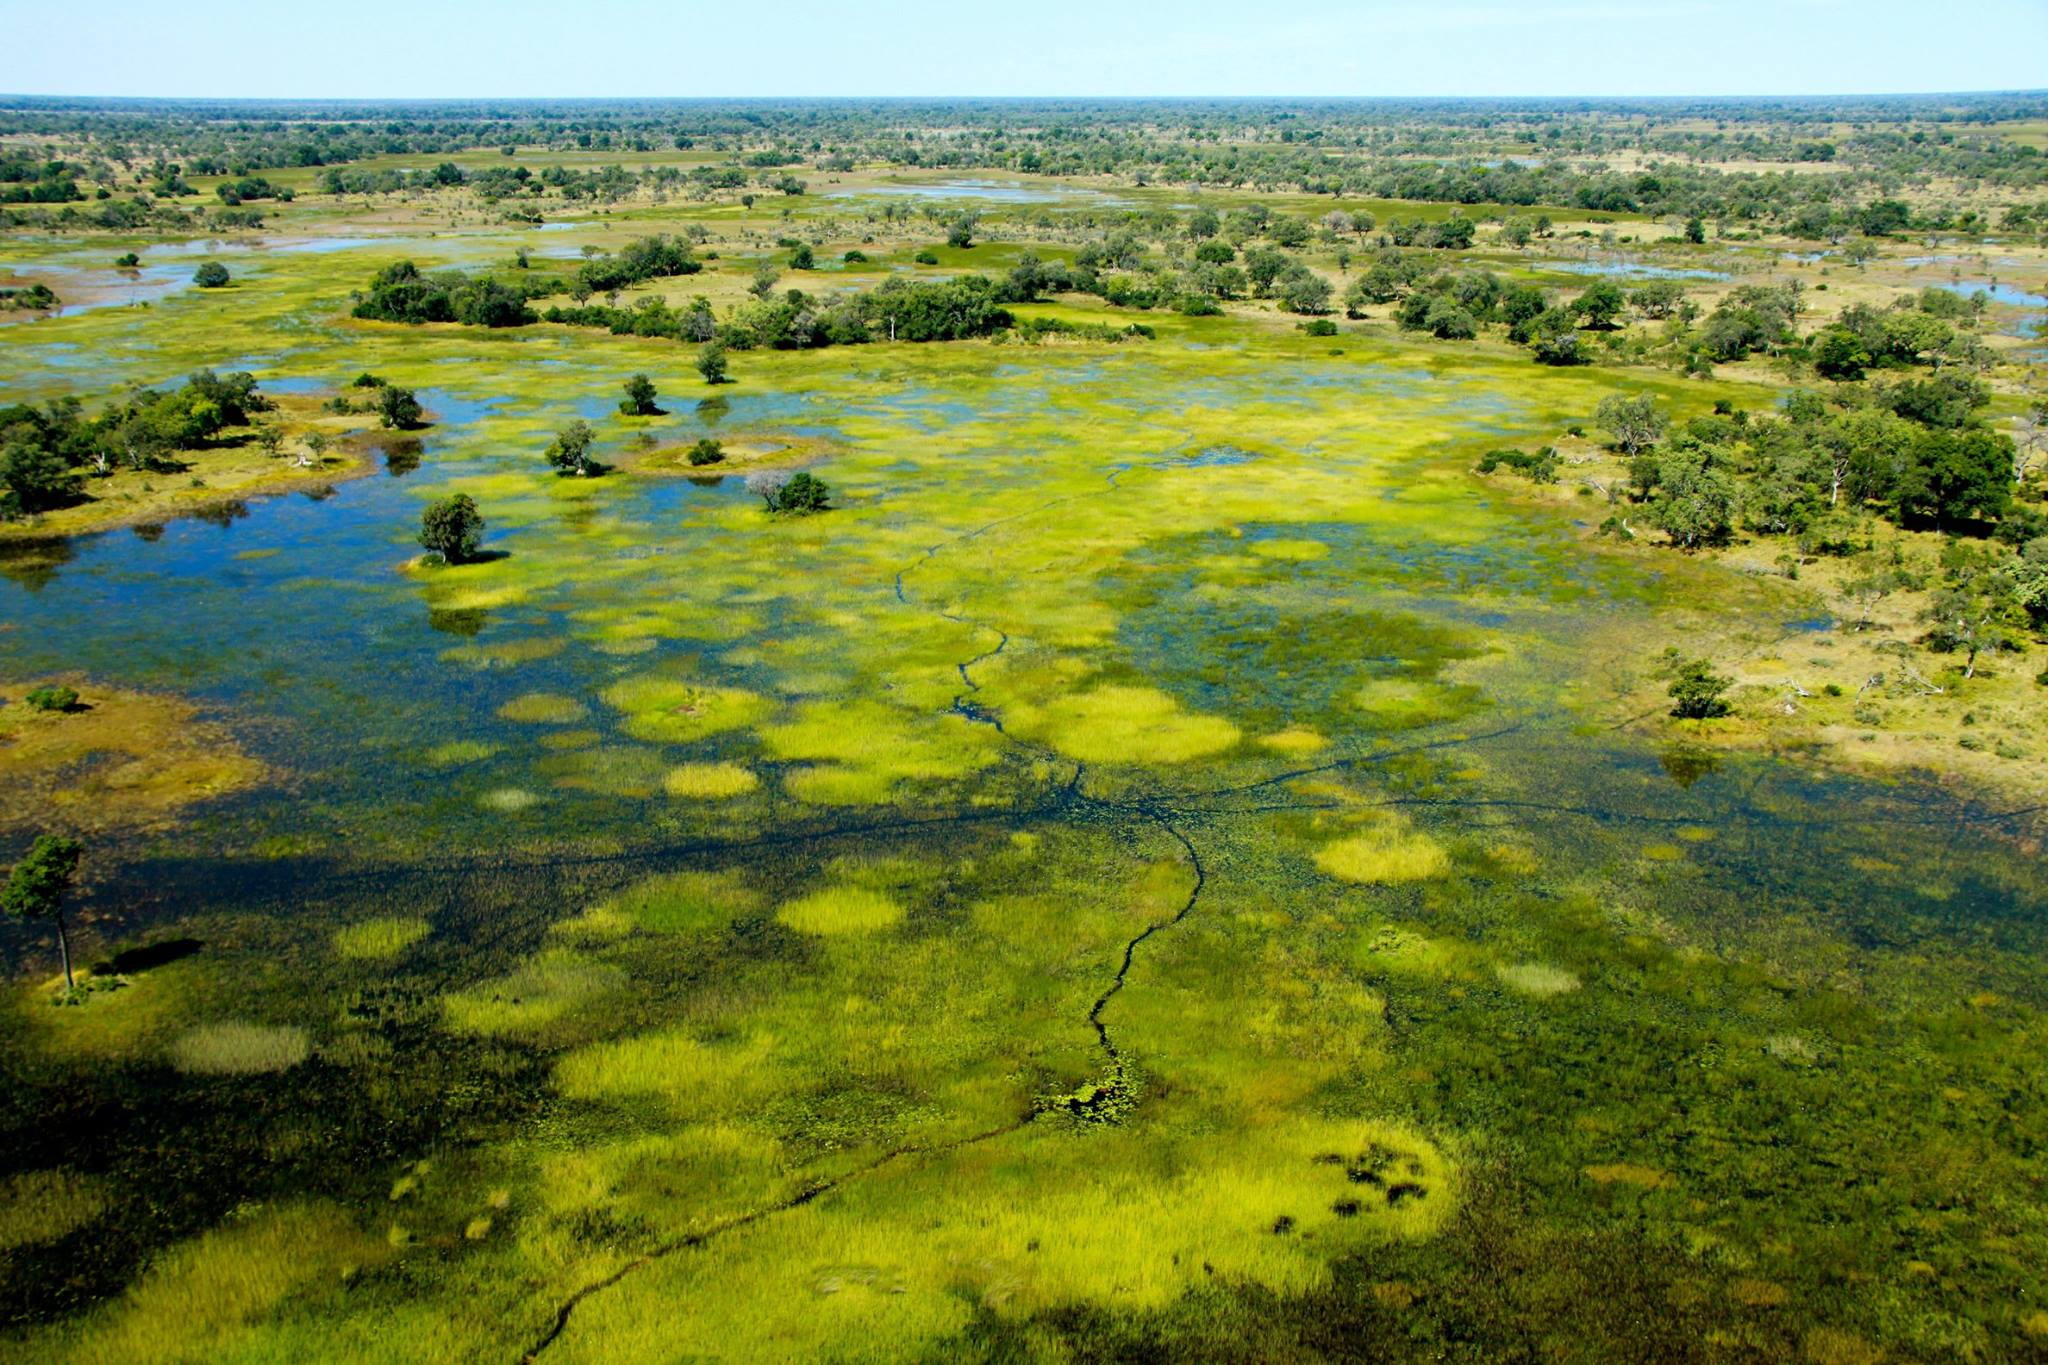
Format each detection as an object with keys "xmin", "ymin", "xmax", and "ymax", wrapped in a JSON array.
[
  {"xmin": 1668, "ymin": 658, "xmax": 1733, "ymax": 719},
  {"xmin": 697, "ymin": 342, "xmax": 729, "ymax": 385},
  {"xmin": 687, "ymin": 438, "xmax": 725, "ymax": 466},
  {"xmin": 376, "ymin": 385, "xmax": 423, "ymax": 430},
  {"xmin": 620, "ymin": 374, "xmax": 660, "ymax": 416},
  {"xmin": 419, "ymin": 493, "xmax": 485, "ymax": 564},
  {"xmin": 4, "ymin": 835, "xmax": 83, "ymax": 997},
  {"xmin": 544, "ymin": 420, "xmax": 599, "ymax": 477},
  {"xmin": 747, "ymin": 470, "xmax": 830, "ymax": 514}
]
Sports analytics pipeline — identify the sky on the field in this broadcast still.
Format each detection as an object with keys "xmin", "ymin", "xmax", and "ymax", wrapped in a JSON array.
[{"xmin": 3, "ymin": 0, "xmax": 2045, "ymax": 100}]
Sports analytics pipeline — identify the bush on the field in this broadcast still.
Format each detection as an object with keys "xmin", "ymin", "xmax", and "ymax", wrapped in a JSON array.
[
  {"xmin": 193, "ymin": 261, "xmax": 229, "ymax": 288},
  {"xmin": 23, "ymin": 685, "xmax": 78, "ymax": 713},
  {"xmin": 1475, "ymin": 447, "xmax": 1559, "ymax": 482},
  {"xmin": 418, "ymin": 493, "xmax": 484, "ymax": 564},
  {"xmin": 687, "ymin": 438, "xmax": 725, "ymax": 466},
  {"xmin": 1299, "ymin": 318, "xmax": 1338, "ymax": 337},
  {"xmin": 913, "ymin": 249, "xmax": 939, "ymax": 265},
  {"xmin": 842, "ymin": 249, "xmax": 868, "ymax": 263}
]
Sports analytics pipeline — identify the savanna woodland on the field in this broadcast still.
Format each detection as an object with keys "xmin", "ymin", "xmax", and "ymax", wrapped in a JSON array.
[{"xmin": 3, "ymin": 82, "xmax": 2048, "ymax": 1364}]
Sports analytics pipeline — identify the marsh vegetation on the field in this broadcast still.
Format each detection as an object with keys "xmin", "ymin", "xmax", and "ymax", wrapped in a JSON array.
[{"xmin": 2, "ymin": 92, "xmax": 2047, "ymax": 1363}]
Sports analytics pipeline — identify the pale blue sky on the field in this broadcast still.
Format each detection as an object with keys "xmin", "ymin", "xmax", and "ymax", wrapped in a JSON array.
[{"xmin": 4, "ymin": 0, "xmax": 2044, "ymax": 99}]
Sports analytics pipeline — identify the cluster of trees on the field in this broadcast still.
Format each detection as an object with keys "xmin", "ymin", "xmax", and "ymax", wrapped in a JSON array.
[
  {"xmin": 542, "ymin": 275, "xmax": 1016, "ymax": 351},
  {"xmin": 352, "ymin": 261, "xmax": 556, "ymax": 327},
  {"xmin": 1585, "ymin": 381, "xmax": 2031, "ymax": 555},
  {"xmin": 1, "ymin": 371, "xmax": 269, "ymax": 517},
  {"xmin": 0, "ymin": 156, "xmax": 83, "ymax": 204},
  {"xmin": 571, "ymin": 234, "xmax": 701, "ymax": 296}
]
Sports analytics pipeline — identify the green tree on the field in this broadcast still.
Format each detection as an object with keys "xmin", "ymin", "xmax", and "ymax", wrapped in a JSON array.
[
  {"xmin": 620, "ymin": 374, "xmax": 660, "ymax": 416},
  {"xmin": 1594, "ymin": 393, "xmax": 1667, "ymax": 456},
  {"xmin": 687, "ymin": 438, "xmax": 725, "ymax": 466},
  {"xmin": 1667, "ymin": 659, "xmax": 1732, "ymax": 719},
  {"xmin": 1573, "ymin": 281, "xmax": 1626, "ymax": 329},
  {"xmin": 697, "ymin": 342, "xmax": 730, "ymax": 385},
  {"xmin": 945, "ymin": 216, "xmax": 977, "ymax": 249},
  {"xmin": 4, "ymin": 835, "xmax": 82, "ymax": 996},
  {"xmin": 193, "ymin": 261, "xmax": 230, "ymax": 288},
  {"xmin": 1684, "ymin": 215, "xmax": 1706, "ymax": 244},
  {"xmin": 375, "ymin": 385, "xmax": 423, "ymax": 430},
  {"xmin": 1649, "ymin": 450, "xmax": 1739, "ymax": 549},
  {"xmin": 1812, "ymin": 326, "xmax": 1871, "ymax": 381},
  {"xmin": 418, "ymin": 493, "xmax": 484, "ymax": 564},
  {"xmin": 788, "ymin": 243, "xmax": 815, "ymax": 270},
  {"xmin": 1526, "ymin": 308, "xmax": 1584, "ymax": 365},
  {"xmin": 544, "ymin": 420, "xmax": 598, "ymax": 477}
]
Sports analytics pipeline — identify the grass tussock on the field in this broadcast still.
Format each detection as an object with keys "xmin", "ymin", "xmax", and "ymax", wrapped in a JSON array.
[
  {"xmin": 331, "ymin": 916, "xmax": 430, "ymax": 962},
  {"xmin": 1315, "ymin": 820, "xmax": 1449, "ymax": 885},
  {"xmin": 169, "ymin": 1022, "xmax": 311, "ymax": 1075},
  {"xmin": 776, "ymin": 885, "xmax": 905, "ymax": 935}
]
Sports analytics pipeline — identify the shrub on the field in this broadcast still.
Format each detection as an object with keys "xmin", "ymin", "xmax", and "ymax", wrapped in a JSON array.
[
  {"xmin": 23, "ymin": 685, "xmax": 78, "ymax": 713},
  {"xmin": 686, "ymin": 438, "xmax": 725, "ymax": 467},
  {"xmin": 1300, "ymin": 318, "xmax": 1338, "ymax": 337},
  {"xmin": 913, "ymin": 249, "xmax": 939, "ymax": 265},
  {"xmin": 696, "ymin": 342, "xmax": 729, "ymax": 385},
  {"xmin": 193, "ymin": 261, "xmax": 229, "ymax": 288}
]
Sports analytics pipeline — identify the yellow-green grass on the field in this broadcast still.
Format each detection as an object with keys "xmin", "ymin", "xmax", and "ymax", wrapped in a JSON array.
[{"xmin": 332, "ymin": 917, "xmax": 431, "ymax": 962}]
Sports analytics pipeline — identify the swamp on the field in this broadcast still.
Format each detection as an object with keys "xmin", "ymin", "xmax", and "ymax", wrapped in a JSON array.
[{"xmin": 2, "ymin": 86, "xmax": 2048, "ymax": 1362}]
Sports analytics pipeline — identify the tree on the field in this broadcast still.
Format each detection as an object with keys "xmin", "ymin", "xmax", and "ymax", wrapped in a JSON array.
[
  {"xmin": 946, "ymin": 216, "xmax": 977, "ymax": 249},
  {"xmin": 1649, "ymin": 450, "xmax": 1739, "ymax": 549},
  {"xmin": 1594, "ymin": 394, "xmax": 1667, "ymax": 456},
  {"xmin": 1684, "ymin": 216, "xmax": 1706, "ymax": 244},
  {"xmin": 697, "ymin": 342, "xmax": 729, "ymax": 385},
  {"xmin": 1667, "ymin": 660, "xmax": 1732, "ymax": 719},
  {"xmin": 1573, "ymin": 281, "xmax": 1626, "ymax": 329},
  {"xmin": 375, "ymin": 385, "xmax": 423, "ymax": 430},
  {"xmin": 687, "ymin": 438, "xmax": 725, "ymax": 466},
  {"xmin": 1894, "ymin": 429, "xmax": 2013, "ymax": 529},
  {"xmin": 418, "ymin": 493, "xmax": 484, "ymax": 564},
  {"xmin": 0, "ymin": 431, "xmax": 84, "ymax": 517},
  {"xmin": 788, "ymin": 243, "xmax": 815, "ymax": 270},
  {"xmin": 4, "ymin": 835, "xmax": 82, "ymax": 996},
  {"xmin": 747, "ymin": 469, "xmax": 830, "ymax": 513},
  {"xmin": 1526, "ymin": 308, "xmax": 1584, "ymax": 365},
  {"xmin": 1278, "ymin": 272, "xmax": 1333, "ymax": 315},
  {"xmin": 1812, "ymin": 326, "xmax": 1871, "ymax": 382},
  {"xmin": 544, "ymin": 420, "xmax": 598, "ymax": 477},
  {"xmin": 620, "ymin": 374, "xmax": 660, "ymax": 416},
  {"xmin": 193, "ymin": 261, "xmax": 230, "ymax": 288}
]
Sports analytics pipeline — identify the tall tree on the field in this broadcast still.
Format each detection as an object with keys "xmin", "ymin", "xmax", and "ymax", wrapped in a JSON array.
[{"xmin": 4, "ymin": 835, "xmax": 82, "ymax": 997}]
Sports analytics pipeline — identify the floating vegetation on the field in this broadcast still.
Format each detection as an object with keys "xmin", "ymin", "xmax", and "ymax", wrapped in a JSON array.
[
  {"xmin": 0, "ymin": 1169, "xmax": 108, "ymax": 1250},
  {"xmin": 1009, "ymin": 684, "xmax": 1240, "ymax": 765},
  {"xmin": 1315, "ymin": 820, "xmax": 1450, "ymax": 885},
  {"xmin": 496, "ymin": 692, "xmax": 589, "ymax": 724},
  {"xmin": 331, "ymin": 917, "xmax": 430, "ymax": 962},
  {"xmin": 775, "ymin": 885, "xmax": 906, "ymax": 935},
  {"xmin": 168, "ymin": 1022, "xmax": 311, "ymax": 1076},
  {"xmin": 661, "ymin": 761, "xmax": 760, "ymax": 799},
  {"xmin": 1495, "ymin": 961, "xmax": 1582, "ymax": 997},
  {"xmin": 0, "ymin": 679, "xmax": 264, "ymax": 834}
]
